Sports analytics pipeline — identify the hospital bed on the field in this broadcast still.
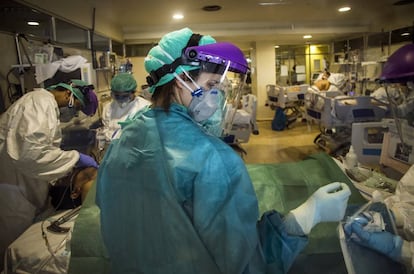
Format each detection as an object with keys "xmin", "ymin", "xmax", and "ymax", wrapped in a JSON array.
[
  {"xmin": 266, "ymin": 84, "xmax": 309, "ymax": 128},
  {"xmin": 225, "ymin": 94, "xmax": 259, "ymax": 156},
  {"xmin": 5, "ymin": 152, "xmax": 375, "ymax": 274},
  {"xmin": 304, "ymin": 89, "xmax": 389, "ymax": 157}
]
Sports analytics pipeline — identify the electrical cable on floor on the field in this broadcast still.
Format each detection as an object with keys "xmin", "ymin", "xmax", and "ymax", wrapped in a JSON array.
[{"xmin": 35, "ymin": 170, "xmax": 80, "ymax": 272}]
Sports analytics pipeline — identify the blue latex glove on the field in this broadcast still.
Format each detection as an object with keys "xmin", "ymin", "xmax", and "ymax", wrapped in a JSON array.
[
  {"xmin": 290, "ymin": 182, "xmax": 351, "ymax": 234},
  {"xmin": 76, "ymin": 153, "xmax": 98, "ymax": 169},
  {"xmin": 345, "ymin": 216, "xmax": 403, "ymax": 262}
]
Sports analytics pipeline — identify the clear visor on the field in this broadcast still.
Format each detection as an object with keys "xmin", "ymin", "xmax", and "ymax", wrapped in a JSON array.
[
  {"xmin": 221, "ymin": 73, "xmax": 248, "ymax": 136},
  {"xmin": 384, "ymin": 82, "xmax": 413, "ymax": 119},
  {"xmin": 383, "ymin": 81, "xmax": 414, "ymax": 161},
  {"xmin": 111, "ymin": 91, "xmax": 132, "ymax": 101},
  {"xmin": 197, "ymin": 62, "xmax": 248, "ymax": 138}
]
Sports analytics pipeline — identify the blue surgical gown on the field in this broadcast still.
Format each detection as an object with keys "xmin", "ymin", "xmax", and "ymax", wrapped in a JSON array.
[{"xmin": 96, "ymin": 103, "xmax": 307, "ymax": 274}]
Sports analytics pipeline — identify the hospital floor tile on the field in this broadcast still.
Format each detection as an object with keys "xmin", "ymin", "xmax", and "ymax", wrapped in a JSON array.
[{"xmin": 241, "ymin": 120, "xmax": 323, "ymax": 164}]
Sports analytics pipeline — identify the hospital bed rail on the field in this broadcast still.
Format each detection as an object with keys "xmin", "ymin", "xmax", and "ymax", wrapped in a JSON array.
[
  {"xmin": 304, "ymin": 90, "xmax": 390, "ymax": 156},
  {"xmin": 265, "ymin": 84, "xmax": 308, "ymax": 128}
]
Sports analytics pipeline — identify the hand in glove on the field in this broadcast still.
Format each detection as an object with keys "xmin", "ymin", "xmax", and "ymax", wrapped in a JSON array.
[
  {"xmin": 345, "ymin": 216, "xmax": 404, "ymax": 262},
  {"xmin": 290, "ymin": 182, "xmax": 351, "ymax": 234},
  {"xmin": 76, "ymin": 153, "xmax": 98, "ymax": 169}
]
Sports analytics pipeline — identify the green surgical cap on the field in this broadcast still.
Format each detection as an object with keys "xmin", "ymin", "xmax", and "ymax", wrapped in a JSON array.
[
  {"xmin": 144, "ymin": 27, "xmax": 216, "ymax": 93},
  {"xmin": 71, "ymin": 79, "xmax": 89, "ymax": 88},
  {"xmin": 46, "ymin": 81, "xmax": 86, "ymax": 106},
  {"xmin": 111, "ymin": 73, "xmax": 137, "ymax": 93}
]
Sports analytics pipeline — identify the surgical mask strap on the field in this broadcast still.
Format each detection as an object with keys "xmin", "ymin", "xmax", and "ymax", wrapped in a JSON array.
[
  {"xmin": 68, "ymin": 93, "xmax": 74, "ymax": 108},
  {"xmin": 181, "ymin": 70, "xmax": 199, "ymax": 88},
  {"xmin": 158, "ymin": 45, "xmax": 175, "ymax": 62},
  {"xmin": 147, "ymin": 52, "xmax": 167, "ymax": 68},
  {"xmin": 182, "ymin": 70, "xmax": 204, "ymax": 96},
  {"xmin": 174, "ymin": 72, "xmax": 202, "ymax": 97}
]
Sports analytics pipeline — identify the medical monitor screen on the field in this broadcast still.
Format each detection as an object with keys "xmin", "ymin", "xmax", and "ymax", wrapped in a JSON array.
[{"xmin": 312, "ymin": 73, "xmax": 321, "ymax": 82}]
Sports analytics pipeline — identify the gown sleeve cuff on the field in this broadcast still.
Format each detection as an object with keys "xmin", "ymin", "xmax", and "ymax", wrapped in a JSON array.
[{"xmin": 283, "ymin": 212, "xmax": 306, "ymax": 236}]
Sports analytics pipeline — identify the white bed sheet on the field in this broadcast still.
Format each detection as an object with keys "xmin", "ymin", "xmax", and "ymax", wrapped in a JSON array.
[{"xmin": 4, "ymin": 210, "xmax": 77, "ymax": 274}]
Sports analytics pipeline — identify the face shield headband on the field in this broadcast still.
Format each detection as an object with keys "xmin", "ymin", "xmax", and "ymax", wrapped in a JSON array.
[
  {"xmin": 178, "ymin": 42, "xmax": 249, "ymax": 95},
  {"xmin": 182, "ymin": 43, "xmax": 250, "ymax": 137},
  {"xmin": 146, "ymin": 33, "xmax": 203, "ymax": 88},
  {"xmin": 174, "ymin": 60, "xmax": 232, "ymax": 96},
  {"xmin": 146, "ymin": 39, "xmax": 249, "ymax": 87},
  {"xmin": 182, "ymin": 43, "xmax": 249, "ymax": 75},
  {"xmin": 171, "ymin": 41, "xmax": 249, "ymax": 94}
]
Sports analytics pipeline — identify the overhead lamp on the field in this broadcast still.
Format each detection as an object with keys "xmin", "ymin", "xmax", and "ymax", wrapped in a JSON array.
[
  {"xmin": 258, "ymin": 1, "xmax": 287, "ymax": 6},
  {"xmin": 259, "ymin": 2, "xmax": 279, "ymax": 5},
  {"xmin": 401, "ymin": 32, "xmax": 410, "ymax": 36},
  {"xmin": 338, "ymin": 6, "xmax": 351, "ymax": 12},
  {"xmin": 303, "ymin": 35, "xmax": 312, "ymax": 39},
  {"xmin": 274, "ymin": 45, "xmax": 280, "ymax": 48},
  {"xmin": 172, "ymin": 13, "xmax": 184, "ymax": 20},
  {"xmin": 27, "ymin": 21, "xmax": 39, "ymax": 26}
]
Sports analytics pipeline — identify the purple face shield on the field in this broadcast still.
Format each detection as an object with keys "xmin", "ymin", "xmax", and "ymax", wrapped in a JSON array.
[
  {"xmin": 180, "ymin": 42, "xmax": 250, "ymax": 137},
  {"xmin": 380, "ymin": 44, "xmax": 414, "ymax": 83},
  {"xmin": 183, "ymin": 42, "xmax": 249, "ymax": 75}
]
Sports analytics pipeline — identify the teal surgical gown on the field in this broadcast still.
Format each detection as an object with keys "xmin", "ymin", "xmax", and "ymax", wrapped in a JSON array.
[{"xmin": 96, "ymin": 103, "xmax": 307, "ymax": 274}]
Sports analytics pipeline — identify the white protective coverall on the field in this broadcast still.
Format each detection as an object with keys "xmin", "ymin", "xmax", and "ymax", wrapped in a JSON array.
[
  {"xmin": 385, "ymin": 164, "xmax": 414, "ymax": 269},
  {"xmin": 0, "ymin": 88, "xmax": 79, "ymax": 268},
  {"xmin": 101, "ymin": 96, "xmax": 150, "ymax": 141}
]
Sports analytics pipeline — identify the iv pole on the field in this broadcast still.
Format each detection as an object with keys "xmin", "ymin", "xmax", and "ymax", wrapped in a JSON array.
[{"xmin": 13, "ymin": 33, "xmax": 33, "ymax": 95}]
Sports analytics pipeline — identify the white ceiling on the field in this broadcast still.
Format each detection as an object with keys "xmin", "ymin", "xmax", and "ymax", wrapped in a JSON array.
[{"xmin": 23, "ymin": 0, "xmax": 414, "ymax": 50}]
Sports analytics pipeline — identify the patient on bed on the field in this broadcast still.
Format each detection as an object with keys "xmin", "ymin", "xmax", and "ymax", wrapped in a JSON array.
[
  {"xmin": 313, "ymin": 79, "xmax": 332, "ymax": 91},
  {"xmin": 312, "ymin": 72, "xmax": 347, "ymax": 92},
  {"xmin": 49, "ymin": 167, "xmax": 97, "ymax": 209},
  {"xmin": 4, "ymin": 167, "xmax": 96, "ymax": 274}
]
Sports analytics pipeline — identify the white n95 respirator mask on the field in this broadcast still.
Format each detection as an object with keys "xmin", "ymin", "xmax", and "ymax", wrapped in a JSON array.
[{"xmin": 188, "ymin": 88, "xmax": 220, "ymax": 122}]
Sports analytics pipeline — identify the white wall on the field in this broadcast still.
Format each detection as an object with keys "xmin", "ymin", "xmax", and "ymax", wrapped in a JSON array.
[
  {"xmin": 254, "ymin": 41, "xmax": 277, "ymax": 121},
  {"xmin": 129, "ymin": 57, "xmax": 147, "ymax": 90}
]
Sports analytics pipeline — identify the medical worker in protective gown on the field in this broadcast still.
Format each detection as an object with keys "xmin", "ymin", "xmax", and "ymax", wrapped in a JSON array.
[
  {"xmin": 345, "ymin": 44, "xmax": 414, "ymax": 273},
  {"xmin": 96, "ymin": 28, "xmax": 351, "ymax": 274},
  {"xmin": 99, "ymin": 73, "xmax": 150, "ymax": 143},
  {"xmin": 0, "ymin": 80, "xmax": 99, "ymax": 270}
]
